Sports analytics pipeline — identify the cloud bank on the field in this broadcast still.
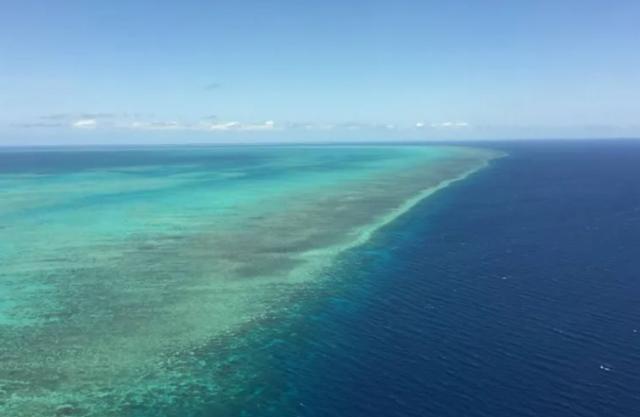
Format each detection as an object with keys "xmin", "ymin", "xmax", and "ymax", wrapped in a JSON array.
[{"xmin": 72, "ymin": 119, "xmax": 97, "ymax": 129}]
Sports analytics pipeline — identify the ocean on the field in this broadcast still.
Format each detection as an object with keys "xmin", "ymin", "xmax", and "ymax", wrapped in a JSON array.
[
  {"xmin": 268, "ymin": 140, "xmax": 640, "ymax": 417},
  {"xmin": 1, "ymin": 141, "xmax": 639, "ymax": 416}
]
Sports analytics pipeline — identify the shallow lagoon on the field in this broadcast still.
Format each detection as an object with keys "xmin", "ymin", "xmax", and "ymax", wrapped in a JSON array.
[{"xmin": 0, "ymin": 145, "xmax": 497, "ymax": 416}]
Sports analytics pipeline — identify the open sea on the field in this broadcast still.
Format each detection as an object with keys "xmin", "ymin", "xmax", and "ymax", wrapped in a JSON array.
[
  {"xmin": 1, "ymin": 140, "xmax": 639, "ymax": 416},
  {"xmin": 275, "ymin": 140, "xmax": 640, "ymax": 417}
]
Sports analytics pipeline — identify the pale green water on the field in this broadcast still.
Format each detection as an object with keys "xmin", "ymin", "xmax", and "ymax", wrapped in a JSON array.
[{"xmin": 0, "ymin": 145, "xmax": 497, "ymax": 416}]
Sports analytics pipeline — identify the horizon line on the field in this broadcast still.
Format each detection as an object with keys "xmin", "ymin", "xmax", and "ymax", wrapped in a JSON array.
[{"xmin": 1, "ymin": 137, "xmax": 640, "ymax": 150}]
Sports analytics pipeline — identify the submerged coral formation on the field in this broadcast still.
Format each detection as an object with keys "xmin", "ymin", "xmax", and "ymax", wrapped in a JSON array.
[{"xmin": 0, "ymin": 145, "xmax": 497, "ymax": 416}]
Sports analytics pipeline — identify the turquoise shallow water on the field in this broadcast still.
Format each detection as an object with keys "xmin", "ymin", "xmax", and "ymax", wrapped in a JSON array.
[{"xmin": 0, "ymin": 145, "xmax": 496, "ymax": 416}]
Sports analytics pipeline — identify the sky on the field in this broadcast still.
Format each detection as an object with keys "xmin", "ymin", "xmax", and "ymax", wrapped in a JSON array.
[{"xmin": 1, "ymin": 0, "xmax": 639, "ymax": 145}]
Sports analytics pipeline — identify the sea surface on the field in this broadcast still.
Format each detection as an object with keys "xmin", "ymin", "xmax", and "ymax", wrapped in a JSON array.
[{"xmin": 1, "ymin": 141, "xmax": 639, "ymax": 416}]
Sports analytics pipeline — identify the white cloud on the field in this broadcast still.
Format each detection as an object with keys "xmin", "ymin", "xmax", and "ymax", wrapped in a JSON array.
[
  {"xmin": 205, "ymin": 121, "xmax": 241, "ymax": 131},
  {"xmin": 203, "ymin": 120, "xmax": 276, "ymax": 131},
  {"xmin": 71, "ymin": 119, "xmax": 97, "ymax": 129},
  {"xmin": 240, "ymin": 120, "xmax": 276, "ymax": 131},
  {"xmin": 130, "ymin": 121, "xmax": 182, "ymax": 130},
  {"xmin": 430, "ymin": 121, "xmax": 470, "ymax": 128},
  {"xmin": 286, "ymin": 122, "xmax": 335, "ymax": 130},
  {"xmin": 327, "ymin": 122, "xmax": 398, "ymax": 131},
  {"xmin": 126, "ymin": 119, "xmax": 278, "ymax": 132},
  {"xmin": 29, "ymin": 113, "xmax": 471, "ymax": 134}
]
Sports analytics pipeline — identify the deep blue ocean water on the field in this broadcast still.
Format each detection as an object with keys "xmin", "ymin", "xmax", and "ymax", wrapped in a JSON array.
[
  {"xmin": 2, "ymin": 141, "xmax": 639, "ymax": 417},
  {"xmin": 238, "ymin": 140, "xmax": 640, "ymax": 417}
]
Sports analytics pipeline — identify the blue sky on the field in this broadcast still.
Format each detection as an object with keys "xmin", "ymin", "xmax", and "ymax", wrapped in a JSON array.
[{"xmin": 1, "ymin": 0, "xmax": 639, "ymax": 144}]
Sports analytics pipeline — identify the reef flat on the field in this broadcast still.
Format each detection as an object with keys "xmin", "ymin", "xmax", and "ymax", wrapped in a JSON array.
[{"xmin": 0, "ymin": 145, "xmax": 498, "ymax": 416}]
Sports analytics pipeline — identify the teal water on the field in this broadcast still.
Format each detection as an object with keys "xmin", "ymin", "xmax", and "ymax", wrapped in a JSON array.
[{"xmin": 0, "ymin": 145, "xmax": 497, "ymax": 416}]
